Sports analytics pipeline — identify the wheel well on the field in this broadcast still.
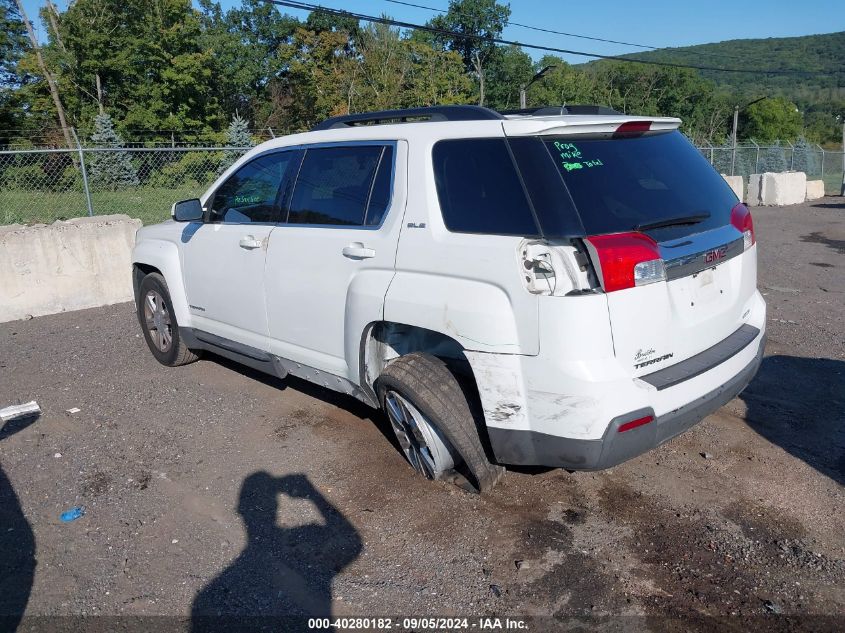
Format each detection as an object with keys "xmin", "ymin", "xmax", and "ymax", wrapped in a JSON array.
[
  {"xmin": 359, "ymin": 322, "xmax": 472, "ymax": 401},
  {"xmin": 359, "ymin": 322, "xmax": 501, "ymax": 472},
  {"xmin": 132, "ymin": 263, "xmax": 160, "ymax": 302}
]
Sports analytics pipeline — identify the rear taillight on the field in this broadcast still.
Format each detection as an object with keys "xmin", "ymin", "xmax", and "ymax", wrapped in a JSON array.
[
  {"xmin": 585, "ymin": 232, "xmax": 665, "ymax": 293},
  {"xmin": 730, "ymin": 203, "xmax": 755, "ymax": 250}
]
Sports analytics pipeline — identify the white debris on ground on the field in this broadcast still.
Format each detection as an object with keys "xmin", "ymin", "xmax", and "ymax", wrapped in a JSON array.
[{"xmin": 0, "ymin": 400, "xmax": 40, "ymax": 422}]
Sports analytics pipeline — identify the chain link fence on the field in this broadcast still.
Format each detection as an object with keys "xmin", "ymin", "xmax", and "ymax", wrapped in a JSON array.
[
  {"xmin": 698, "ymin": 142, "xmax": 844, "ymax": 195},
  {"xmin": 1, "ymin": 141, "xmax": 843, "ymax": 226},
  {"xmin": 0, "ymin": 146, "xmax": 249, "ymax": 226}
]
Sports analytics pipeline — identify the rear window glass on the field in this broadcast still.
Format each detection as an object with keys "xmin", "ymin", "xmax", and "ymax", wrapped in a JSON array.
[
  {"xmin": 432, "ymin": 139, "xmax": 539, "ymax": 236},
  {"xmin": 542, "ymin": 131, "xmax": 738, "ymax": 240}
]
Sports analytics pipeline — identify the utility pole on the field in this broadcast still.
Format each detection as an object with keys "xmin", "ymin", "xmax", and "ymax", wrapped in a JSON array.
[
  {"xmin": 730, "ymin": 95, "xmax": 769, "ymax": 177},
  {"xmin": 730, "ymin": 105, "xmax": 739, "ymax": 176},
  {"xmin": 841, "ymin": 121, "xmax": 844, "ymax": 196},
  {"xmin": 45, "ymin": 0, "xmax": 66, "ymax": 53},
  {"xmin": 15, "ymin": 0, "xmax": 73, "ymax": 150},
  {"xmin": 519, "ymin": 65, "xmax": 556, "ymax": 110}
]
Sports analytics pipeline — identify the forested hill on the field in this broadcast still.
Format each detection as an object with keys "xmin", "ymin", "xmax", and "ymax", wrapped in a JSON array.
[{"xmin": 606, "ymin": 31, "xmax": 845, "ymax": 104}]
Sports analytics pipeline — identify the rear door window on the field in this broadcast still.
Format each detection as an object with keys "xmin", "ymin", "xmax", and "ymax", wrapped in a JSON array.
[
  {"xmin": 542, "ymin": 131, "xmax": 738, "ymax": 240},
  {"xmin": 432, "ymin": 138, "xmax": 539, "ymax": 236},
  {"xmin": 288, "ymin": 145, "xmax": 386, "ymax": 226}
]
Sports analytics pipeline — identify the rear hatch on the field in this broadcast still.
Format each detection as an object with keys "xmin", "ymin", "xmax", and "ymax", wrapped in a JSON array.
[{"xmin": 504, "ymin": 118, "xmax": 757, "ymax": 378}]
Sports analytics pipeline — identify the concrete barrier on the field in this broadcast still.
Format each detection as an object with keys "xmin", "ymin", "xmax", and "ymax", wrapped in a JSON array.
[
  {"xmin": 805, "ymin": 180, "xmax": 825, "ymax": 201},
  {"xmin": 747, "ymin": 172, "xmax": 807, "ymax": 207},
  {"xmin": 0, "ymin": 215, "xmax": 141, "ymax": 323},
  {"xmin": 721, "ymin": 174, "xmax": 744, "ymax": 202}
]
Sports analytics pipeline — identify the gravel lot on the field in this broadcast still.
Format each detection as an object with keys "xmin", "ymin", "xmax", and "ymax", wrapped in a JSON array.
[{"xmin": 1, "ymin": 199, "xmax": 843, "ymax": 632}]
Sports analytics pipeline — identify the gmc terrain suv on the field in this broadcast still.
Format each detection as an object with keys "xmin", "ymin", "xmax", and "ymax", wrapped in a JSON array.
[{"xmin": 132, "ymin": 105, "xmax": 766, "ymax": 492}]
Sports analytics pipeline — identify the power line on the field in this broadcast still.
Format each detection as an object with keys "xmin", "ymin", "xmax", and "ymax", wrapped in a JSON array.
[
  {"xmin": 386, "ymin": 0, "xmax": 658, "ymax": 50},
  {"xmin": 267, "ymin": 0, "xmax": 836, "ymax": 76},
  {"xmin": 383, "ymin": 0, "xmax": 765, "ymax": 63}
]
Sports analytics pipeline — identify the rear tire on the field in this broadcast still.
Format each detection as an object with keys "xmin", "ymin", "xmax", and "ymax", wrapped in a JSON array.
[
  {"xmin": 377, "ymin": 353, "xmax": 504, "ymax": 493},
  {"xmin": 136, "ymin": 272, "xmax": 200, "ymax": 367}
]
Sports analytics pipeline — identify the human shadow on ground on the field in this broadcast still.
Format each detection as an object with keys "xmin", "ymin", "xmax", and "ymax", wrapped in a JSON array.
[
  {"xmin": 191, "ymin": 472, "xmax": 362, "ymax": 633},
  {"xmin": 0, "ymin": 412, "xmax": 39, "ymax": 631},
  {"xmin": 740, "ymin": 355, "xmax": 844, "ymax": 486}
]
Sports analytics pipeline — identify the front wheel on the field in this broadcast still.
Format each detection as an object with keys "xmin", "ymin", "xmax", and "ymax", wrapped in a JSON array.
[
  {"xmin": 136, "ymin": 272, "xmax": 199, "ymax": 367},
  {"xmin": 377, "ymin": 353, "xmax": 504, "ymax": 492}
]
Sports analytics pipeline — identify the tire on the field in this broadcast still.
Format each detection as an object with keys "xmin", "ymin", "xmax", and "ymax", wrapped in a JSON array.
[
  {"xmin": 136, "ymin": 272, "xmax": 200, "ymax": 367},
  {"xmin": 377, "ymin": 353, "xmax": 505, "ymax": 493}
]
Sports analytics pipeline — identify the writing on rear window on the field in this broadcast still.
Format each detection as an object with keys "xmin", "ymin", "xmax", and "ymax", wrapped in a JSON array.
[
  {"xmin": 554, "ymin": 141, "xmax": 581, "ymax": 159},
  {"xmin": 553, "ymin": 141, "xmax": 603, "ymax": 172}
]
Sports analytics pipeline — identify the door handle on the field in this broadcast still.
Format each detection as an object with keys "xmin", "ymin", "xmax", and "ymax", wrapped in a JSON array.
[
  {"xmin": 239, "ymin": 235, "xmax": 262, "ymax": 250},
  {"xmin": 342, "ymin": 243, "xmax": 376, "ymax": 259}
]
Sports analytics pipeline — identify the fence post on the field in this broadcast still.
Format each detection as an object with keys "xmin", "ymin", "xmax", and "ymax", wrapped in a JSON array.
[
  {"xmin": 841, "ymin": 122, "xmax": 844, "ymax": 196},
  {"xmin": 787, "ymin": 140, "xmax": 794, "ymax": 170},
  {"xmin": 71, "ymin": 128, "xmax": 94, "ymax": 217},
  {"xmin": 753, "ymin": 141, "xmax": 760, "ymax": 174},
  {"xmin": 818, "ymin": 144, "xmax": 825, "ymax": 181},
  {"xmin": 267, "ymin": 127, "xmax": 276, "ymax": 139}
]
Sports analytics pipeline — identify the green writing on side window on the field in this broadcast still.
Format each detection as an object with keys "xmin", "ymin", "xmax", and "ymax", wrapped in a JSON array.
[{"xmin": 234, "ymin": 194, "xmax": 262, "ymax": 205}]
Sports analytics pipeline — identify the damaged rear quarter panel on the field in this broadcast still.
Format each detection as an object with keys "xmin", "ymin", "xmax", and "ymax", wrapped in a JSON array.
[{"xmin": 384, "ymin": 271, "xmax": 535, "ymax": 354}]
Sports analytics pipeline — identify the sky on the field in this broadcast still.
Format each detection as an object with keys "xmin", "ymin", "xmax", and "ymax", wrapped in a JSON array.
[{"xmin": 21, "ymin": 0, "xmax": 845, "ymax": 66}]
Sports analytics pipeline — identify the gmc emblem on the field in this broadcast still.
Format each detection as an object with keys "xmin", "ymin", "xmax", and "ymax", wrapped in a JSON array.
[{"xmin": 704, "ymin": 245, "xmax": 728, "ymax": 263}]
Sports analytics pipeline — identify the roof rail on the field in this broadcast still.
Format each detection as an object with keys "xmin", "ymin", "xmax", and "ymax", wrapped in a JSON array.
[
  {"xmin": 311, "ymin": 105, "xmax": 505, "ymax": 131},
  {"xmin": 500, "ymin": 105, "xmax": 624, "ymax": 116}
]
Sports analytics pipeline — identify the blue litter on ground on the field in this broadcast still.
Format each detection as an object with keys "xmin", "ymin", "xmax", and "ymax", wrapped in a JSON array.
[{"xmin": 60, "ymin": 507, "xmax": 85, "ymax": 522}]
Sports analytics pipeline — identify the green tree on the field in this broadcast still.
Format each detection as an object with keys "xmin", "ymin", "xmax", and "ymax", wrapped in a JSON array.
[
  {"xmin": 0, "ymin": 0, "xmax": 29, "ymax": 142},
  {"xmin": 427, "ymin": 0, "xmax": 510, "ymax": 106},
  {"xmin": 484, "ymin": 45, "xmax": 532, "ymax": 110},
  {"xmin": 584, "ymin": 61, "xmax": 731, "ymax": 142},
  {"xmin": 525, "ymin": 56, "xmax": 595, "ymax": 109},
  {"xmin": 351, "ymin": 22, "xmax": 409, "ymax": 112},
  {"xmin": 760, "ymin": 140, "xmax": 787, "ymax": 172},
  {"xmin": 403, "ymin": 40, "xmax": 473, "ymax": 107},
  {"xmin": 802, "ymin": 104, "xmax": 844, "ymax": 145},
  {"xmin": 220, "ymin": 114, "xmax": 253, "ymax": 171},
  {"xmin": 58, "ymin": 0, "xmax": 222, "ymax": 139},
  {"xmin": 792, "ymin": 135, "xmax": 820, "ymax": 176},
  {"xmin": 89, "ymin": 113, "xmax": 139, "ymax": 189},
  {"xmin": 198, "ymin": 0, "xmax": 299, "ymax": 126},
  {"xmin": 348, "ymin": 22, "xmax": 472, "ymax": 112},
  {"xmin": 277, "ymin": 26, "xmax": 358, "ymax": 131},
  {"xmin": 740, "ymin": 97, "xmax": 802, "ymax": 143}
]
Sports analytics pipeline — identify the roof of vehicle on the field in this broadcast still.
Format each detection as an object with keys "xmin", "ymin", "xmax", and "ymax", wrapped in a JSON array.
[{"xmin": 242, "ymin": 105, "xmax": 682, "ymax": 156}]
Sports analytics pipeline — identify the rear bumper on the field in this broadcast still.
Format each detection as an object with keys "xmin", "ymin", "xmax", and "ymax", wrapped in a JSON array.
[{"xmin": 487, "ymin": 334, "xmax": 765, "ymax": 470}]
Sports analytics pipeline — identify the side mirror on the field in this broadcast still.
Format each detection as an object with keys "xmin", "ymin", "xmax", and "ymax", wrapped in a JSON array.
[{"xmin": 172, "ymin": 198, "xmax": 204, "ymax": 222}]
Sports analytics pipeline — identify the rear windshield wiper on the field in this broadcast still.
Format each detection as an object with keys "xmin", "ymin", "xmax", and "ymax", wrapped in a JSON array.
[{"xmin": 635, "ymin": 212, "xmax": 710, "ymax": 232}]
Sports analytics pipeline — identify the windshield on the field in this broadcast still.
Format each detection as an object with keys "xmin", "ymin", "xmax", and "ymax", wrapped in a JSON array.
[{"xmin": 540, "ymin": 131, "xmax": 738, "ymax": 241}]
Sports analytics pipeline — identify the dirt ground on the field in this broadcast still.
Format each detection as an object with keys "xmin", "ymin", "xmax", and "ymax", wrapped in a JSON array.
[{"xmin": 1, "ymin": 199, "xmax": 843, "ymax": 632}]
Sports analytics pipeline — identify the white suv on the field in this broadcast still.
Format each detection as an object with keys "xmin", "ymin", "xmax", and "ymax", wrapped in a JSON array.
[{"xmin": 132, "ymin": 105, "xmax": 766, "ymax": 492}]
